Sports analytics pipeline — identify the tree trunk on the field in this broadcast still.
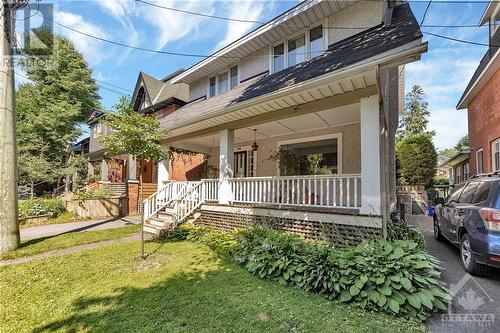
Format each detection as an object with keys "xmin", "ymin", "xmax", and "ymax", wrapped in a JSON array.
[
  {"xmin": 31, "ymin": 181, "xmax": 34, "ymax": 199},
  {"xmin": 139, "ymin": 158, "xmax": 145, "ymax": 258}
]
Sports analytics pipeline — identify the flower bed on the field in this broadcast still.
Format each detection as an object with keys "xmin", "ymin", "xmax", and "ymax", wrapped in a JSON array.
[{"xmin": 173, "ymin": 224, "xmax": 450, "ymax": 320}]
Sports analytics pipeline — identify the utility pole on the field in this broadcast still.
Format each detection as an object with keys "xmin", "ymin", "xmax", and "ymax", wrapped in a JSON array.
[{"xmin": 0, "ymin": 0, "xmax": 21, "ymax": 253}]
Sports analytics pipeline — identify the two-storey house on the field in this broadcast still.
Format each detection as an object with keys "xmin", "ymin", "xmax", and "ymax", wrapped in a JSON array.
[{"xmin": 141, "ymin": 0, "xmax": 428, "ymax": 242}]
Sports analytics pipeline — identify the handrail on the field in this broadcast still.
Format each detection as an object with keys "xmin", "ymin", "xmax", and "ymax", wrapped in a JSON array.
[{"xmin": 171, "ymin": 180, "xmax": 204, "ymax": 225}]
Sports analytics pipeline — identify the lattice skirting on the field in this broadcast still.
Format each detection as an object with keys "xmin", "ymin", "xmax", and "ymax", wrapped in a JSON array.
[{"xmin": 196, "ymin": 208, "xmax": 382, "ymax": 247}]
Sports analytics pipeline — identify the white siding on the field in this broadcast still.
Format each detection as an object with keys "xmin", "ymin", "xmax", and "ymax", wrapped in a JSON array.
[
  {"xmin": 327, "ymin": 1, "xmax": 385, "ymax": 45},
  {"xmin": 240, "ymin": 47, "xmax": 270, "ymax": 82},
  {"xmin": 189, "ymin": 77, "xmax": 208, "ymax": 101}
]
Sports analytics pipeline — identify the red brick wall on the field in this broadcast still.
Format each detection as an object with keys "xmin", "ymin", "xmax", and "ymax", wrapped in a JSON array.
[
  {"xmin": 170, "ymin": 152, "xmax": 205, "ymax": 181},
  {"xmin": 468, "ymin": 69, "xmax": 500, "ymax": 175}
]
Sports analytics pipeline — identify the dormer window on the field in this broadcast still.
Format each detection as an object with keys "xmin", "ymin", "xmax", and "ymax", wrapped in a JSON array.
[
  {"xmin": 271, "ymin": 24, "xmax": 326, "ymax": 74},
  {"xmin": 207, "ymin": 65, "xmax": 239, "ymax": 98}
]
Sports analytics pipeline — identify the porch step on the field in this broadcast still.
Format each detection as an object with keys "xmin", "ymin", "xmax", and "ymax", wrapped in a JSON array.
[{"xmin": 143, "ymin": 222, "xmax": 173, "ymax": 237}]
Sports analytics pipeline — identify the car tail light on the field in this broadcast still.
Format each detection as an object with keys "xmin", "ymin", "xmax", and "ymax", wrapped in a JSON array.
[{"xmin": 479, "ymin": 208, "xmax": 500, "ymax": 231}]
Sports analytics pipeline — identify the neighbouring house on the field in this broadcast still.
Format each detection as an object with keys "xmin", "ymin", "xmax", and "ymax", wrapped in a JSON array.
[
  {"xmin": 84, "ymin": 70, "xmax": 205, "ymax": 213},
  {"xmin": 436, "ymin": 155, "xmax": 450, "ymax": 179},
  {"xmin": 140, "ymin": 0, "xmax": 428, "ymax": 242},
  {"xmin": 456, "ymin": 0, "xmax": 499, "ymax": 178},
  {"xmin": 442, "ymin": 149, "xmax": 471, "ymax": 186}
]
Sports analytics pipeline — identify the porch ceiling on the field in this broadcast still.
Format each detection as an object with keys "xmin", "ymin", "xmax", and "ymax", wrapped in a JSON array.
[{"xmin": 171, "ymin": 103, "xmax": 359, "ymax": 152}]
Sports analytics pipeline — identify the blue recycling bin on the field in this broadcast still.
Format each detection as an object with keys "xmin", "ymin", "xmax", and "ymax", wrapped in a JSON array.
[{"xmin": 427, "ymin": 205, "xmax": 435, "ymax": 217}]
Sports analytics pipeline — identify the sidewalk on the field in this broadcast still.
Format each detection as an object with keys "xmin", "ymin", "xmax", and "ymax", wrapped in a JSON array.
[{"xmin": 20, "ymin": 216, "xmax": 141, "ymax": 241}]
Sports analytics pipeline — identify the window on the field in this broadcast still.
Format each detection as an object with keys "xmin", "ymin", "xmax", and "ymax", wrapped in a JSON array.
[
  {"xmin": 273, "ymin": 43, "xmax": 285, "ymax": 72},
  {"xmin": 309, "ymin": 25, "xmax": 324, "ymax": 58},
  {"xmin": 230, "ymin": 65, "xmax": 238, "ymax": 89},
  {"xmin": 288, "ymin": 35, "xmax": 305, "ymax": 67},
  {"xmin": 458, "ymin": 182, "xmax": 478, "ymax": 204},
  {"xmin": 218, "ymin": 72, "xmax": 228, "ymax": 94},
  {"xmin": 476, "ymin": 148, "xmax": 484, "ymax": 174},
  {"xmin": 455, "ymin": 166, "xmax": 462, "ymax": 184},
  {"xmin": 209, "ymin": 76, "xmax": 216, "ymax": 97},
  {"xmin": 472, "ymin": 181, "xmax": 491, "ymax": 204},
  {"xmin": 464, "ymin": 163, "xmax": 469, "ymax": 180},
  {"xmin": 492, "ymin": 139, "xmax": 500, "ymax": 171},
  {"xmin": 447, "ymin": 183, "xmax": 465, "ymax": 203}
]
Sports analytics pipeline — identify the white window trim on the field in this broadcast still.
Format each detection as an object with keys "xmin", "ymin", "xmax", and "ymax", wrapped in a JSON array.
[
  {"xmin": 207, "ymin": 64, "xmax": 240, "ymax": 98},
  {"xmin": 476, "ymin": 148, "xmax": 484, "ymax": 174},
  {"xmin": 234, "ymin": 145, "xmax": 257, "ymax": 177},
  {"xmin": 276, "ymin": 133, "xmax": 343, "ymax": 176},
  {"xmin": 491, "ymin": 7, "xmax": 500, "ymax": 35},
  {"xmin": 271, "ymin": 22, "xmax": 327, "ymax": 74},
  {"xmin": 492, "ymin": 138, "xmax": 500, "ymax": 172}
]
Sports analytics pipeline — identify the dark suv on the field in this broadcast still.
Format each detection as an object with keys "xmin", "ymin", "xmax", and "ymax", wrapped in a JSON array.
[{"xmin": 433, "ymin": 174, "xmax": 500, "ymax": 275}]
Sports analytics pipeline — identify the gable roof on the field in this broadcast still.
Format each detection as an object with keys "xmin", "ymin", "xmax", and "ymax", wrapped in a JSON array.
[
  {"xmin": 232, "ymin": 2, "xmax": 421, "ymax": 104},
  {"xmin": 86, "ymin": 109, "xmax": 104, "ymax": 124},
  {"xmin": 131, "ymin": 71, "xmax": 190, "ymax": 112}
]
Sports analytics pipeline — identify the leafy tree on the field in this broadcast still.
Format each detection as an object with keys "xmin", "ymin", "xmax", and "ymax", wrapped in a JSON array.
[
  {"xmin": 396, "ymin": 135, "xmax": 437, "ymax": 186},
  {"xmin": 100, "ymin": 96, "xmax": 169, "ymax": 258},
  {"xmin": 18, "ymin": 152, "xmax": 59, "ymax": 199},
  {"xmin": 437, "ymin": 135, "xmax": 469, "ymax": 159},
  {"xmin": 16, "ymin": 30, "xmax": 100, "ymax": 189},
  {"xmin": 397, "ymin": 85, "xmax": 435, "ymax": 141}
]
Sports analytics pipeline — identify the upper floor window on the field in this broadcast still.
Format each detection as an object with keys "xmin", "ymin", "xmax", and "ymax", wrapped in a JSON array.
[
  {"xmin": 288, "ymin": 35, "xmax": 305, "ymax": 66},
  {"xmin": 208, "ymin": 65, "xmax": 239, "ymax": 98},
  {"xmin": 273, "ymin": 43, "xmax": 285, "ymax": 72},
  {"xmin": 309, "ymin": 25, "xmax": 324, "ymax": 57},
  {"xmin": 271, "ymin": 24, "xmax": 326, "ymax": 74},
  {"xmin": 476, "ymin": 148, "xmax": 484, "ymax": 174},
  {"xmin": 492, "ymin": 138, "xmax": 500, "ymax": 172},
  {"xmin": 209, "ymin": 76, "xmax": 216, "ymax": 97}
]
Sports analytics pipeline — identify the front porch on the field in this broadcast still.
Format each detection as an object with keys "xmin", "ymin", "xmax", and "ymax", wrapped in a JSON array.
[{"xmin": 144, "ymin": 94, "xmax": 386, "ymax": 240}]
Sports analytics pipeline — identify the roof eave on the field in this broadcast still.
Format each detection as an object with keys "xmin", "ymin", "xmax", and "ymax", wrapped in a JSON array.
[{"xmin": 457, "ymin": 48, "xmax": 500, "ymax": 109}]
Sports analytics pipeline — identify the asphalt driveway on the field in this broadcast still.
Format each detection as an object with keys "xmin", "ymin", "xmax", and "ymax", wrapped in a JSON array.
[{"xmin": 408, "ymin": 215, "xmax": 500, "ymax": 333}]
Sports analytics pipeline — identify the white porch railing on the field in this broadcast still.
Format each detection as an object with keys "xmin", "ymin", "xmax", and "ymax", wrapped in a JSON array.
[
  {"xmin": 229, "ymin": 174, "xmax": 361, "ymax": 208},
  {"xmin": 143, "ymin": 174, "xmax": 361, "ymax": 225}
]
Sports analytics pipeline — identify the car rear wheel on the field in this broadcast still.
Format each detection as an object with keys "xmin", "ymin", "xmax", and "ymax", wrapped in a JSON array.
[
  {"xmin": 433, "ymin": 216, "xmax": 444, "ymax": 241},
  {"xmin": 460, "ymin": 233, "xmax": 488, "ymax": 276}
]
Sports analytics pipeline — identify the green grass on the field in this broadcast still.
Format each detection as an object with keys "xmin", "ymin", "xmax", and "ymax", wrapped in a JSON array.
[
  {"xmin": 0, "ymin": 239, "xmax": 427, "ymax": 333},
  {"xmin": 0, "ymin": 225, "xmax": 140, "ymax": 260}
]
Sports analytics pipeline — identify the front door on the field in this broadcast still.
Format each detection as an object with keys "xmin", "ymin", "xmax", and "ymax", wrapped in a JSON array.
[{"xmin": 234, "ymin": 151, "xmax": 247, "ymax": 178}]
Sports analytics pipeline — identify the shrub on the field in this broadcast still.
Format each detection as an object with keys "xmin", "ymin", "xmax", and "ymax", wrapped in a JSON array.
[
  {"xmin": 74, "ymin": 188, "xmax": 114, "ymax": 200},
  {"xmin": 396, "ymin": 135, "xmax": 437, "ymax": 186},
  {"xmin": 173, "ymin": 224, "xmax": 449, "ymax": 319},
  {"xmin": 19, "ymin": 198, "xmax": 66, "ymax": 218},
  {"xmin": 387, "ymin": 213, "xmax": 425, "ymax": 250}
]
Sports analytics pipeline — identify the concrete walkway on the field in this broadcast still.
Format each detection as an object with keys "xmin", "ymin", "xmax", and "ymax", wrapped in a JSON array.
[
  {"xmin": 20, "ymin": 216, "xmax": 141, "ymax": 241},
  {"xmin": 1, "ymin": 234, "xmax": 141, "ymax": 267}
]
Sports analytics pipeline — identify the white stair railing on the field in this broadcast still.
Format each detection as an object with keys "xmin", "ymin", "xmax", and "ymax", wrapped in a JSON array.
[
  {"xmin": 172, "ymin": 180, "xmax": 205, "ymax": 225},
  {"xmin": 143, "ymin": 181, "xmax": 195, "ymax": 221}
]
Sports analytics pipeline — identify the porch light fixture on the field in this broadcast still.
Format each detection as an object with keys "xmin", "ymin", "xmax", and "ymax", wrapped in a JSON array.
[{"xmin": 251, "ymin": 129, "xmax": 259, "ymax": 152}]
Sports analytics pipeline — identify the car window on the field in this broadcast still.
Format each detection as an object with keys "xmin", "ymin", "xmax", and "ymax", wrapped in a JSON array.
[
  {"xmin": 472, "ymin": 181, "xmax": 491, "ymax": 204},
  {"xmin": 446, "ymin": 183, "xmax": 466, "ymax": 203},
  {"xmin": 458, "ymin": 182, "xmax": 479, "ymax": 203}
]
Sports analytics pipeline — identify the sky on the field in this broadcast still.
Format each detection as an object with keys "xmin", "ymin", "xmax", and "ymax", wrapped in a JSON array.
[{"xmin": 14, "ymin": 0, "xmax": 492, "ymax": 151}]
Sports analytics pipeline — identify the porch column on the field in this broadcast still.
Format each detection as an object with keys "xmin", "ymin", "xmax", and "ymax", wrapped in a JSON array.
[
  {"xmin": 360, "ymin": 95, "xmax": 381, "ymax": 215},
  {"xmin": 126, "ymin": 155, "xmax": 137, "ymax": 181},
  {"xmin": 219, "ymin": 129, "xmax": 234, "ymax": 204},
  {"xmin": 100, "ymin": 158, "xmax": 109, "ymax": 182},
  {"xmin": 157, "ymin": 159, "xmax": 171, "ymax": 188}
]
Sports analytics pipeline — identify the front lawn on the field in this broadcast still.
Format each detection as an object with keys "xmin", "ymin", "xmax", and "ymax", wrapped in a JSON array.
[
  {"xmin": 1, "ymin": 224, "xmax": 139, "ymax": 260},
  {"xmin": 0, "ymin": 240, "xmax": 426, "ymax": 332}
]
